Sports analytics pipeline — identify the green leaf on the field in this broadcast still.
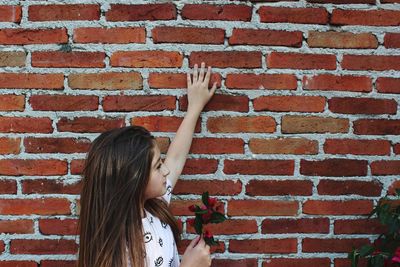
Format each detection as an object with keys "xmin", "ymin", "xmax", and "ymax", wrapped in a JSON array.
[
  {"xmin": 202, "ymin": 191, "xmax": 209, "ymax": 207},
  {"xmin": 348, "ymin": 249, "xmax": 360, "ymax": 267},
  {"xmin": 210, "ymin": 212, "xmax": 226, "ymax": 223},
  {"xmin": 359, "ymin": 245, "xmax": 375, "ymax": 257},
  {"xmin": 194, "ymin": 217, "xmax": 203, "ymax": 234},
  {"xmin": 395, "ymin": 188, "xmax": 400, "ymax": 197}
]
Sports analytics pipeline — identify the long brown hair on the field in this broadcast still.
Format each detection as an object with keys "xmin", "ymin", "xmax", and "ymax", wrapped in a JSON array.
[{"xmin": 77, "ymin": 126, "xmax": 181, "ymax": 267}]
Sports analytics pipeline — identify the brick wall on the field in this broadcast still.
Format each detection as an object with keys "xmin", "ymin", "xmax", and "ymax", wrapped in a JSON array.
[{"xmin": 0, "ymin": 0, "xmax": 399, "ymax": 266}]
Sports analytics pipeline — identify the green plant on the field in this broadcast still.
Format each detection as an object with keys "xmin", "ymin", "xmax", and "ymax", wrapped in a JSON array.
[{"xmin": 349, "ymin": 189, "xmax": 400, "ymax": 267}]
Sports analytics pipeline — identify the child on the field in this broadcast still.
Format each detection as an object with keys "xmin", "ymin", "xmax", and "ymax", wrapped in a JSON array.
[{"xmin": 77, "ymin": 62, "xmax": 218, "ymax": 267}]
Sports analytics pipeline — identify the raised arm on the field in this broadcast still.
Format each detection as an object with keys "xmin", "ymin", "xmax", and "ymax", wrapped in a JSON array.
[{"xmin": 164, "ymin": 62, "xmax": 217, "ymax": 189}]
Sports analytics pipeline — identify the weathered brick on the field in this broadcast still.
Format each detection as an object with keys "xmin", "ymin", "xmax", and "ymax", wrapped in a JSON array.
[
  {"xmin": 0, "ymin": 73, "xmax": 64, "ymax": 89},
  {"xmin": 106, "ymin": 3, "xmax": 177, "ymax": 21},
  {"xmin": 0, "ymin": 180, "xmax": 17, "ymax": 194},
  {"xmin": 74, "ymin": 27, "xmax": 145, "ymax": 44},
  {"xmin": 0, "ymin": 137, "xmax": 20, "ymax": 154},
  {"xmin": 10, "ymin": 239, "xmax": 77, "ymax": 254},
  {"xmin": 0, "ymin": 51, "xmax": 25, "ymax": 67},
  {"xmin": 190, "ymin": 51, "xmax": 262, "ymax": 68},
  {"xmin": 40, "ymin": 261, "xmax": 76, "ymax": 267},
  {"xmin": 228, "ymin": 200, "xmax": 298, "ymax": 216},
  {"xmin": 249, "ymin": 138, "xmax": 318, "ymax": 155},
  {"xmin": 179, "ymin": 94, "xmax": 249, "ymax": 112},
  {"xmin": 0, "ymin": 5, "xmax": 22, "ymax": 22},
  {"xmin": 281, "ymin": 115, "xmax": 349, "ymax": 134},
  {"xmin": 0, "ymin": 117, "xmax": 53, "ymax": 133},
  {"xmin": 103, "ymin": 95, "xmax": 176, "ymax": 112},
  {"xmin": 246, "ymin": 180, "xmax": 313, "ymax": 196},
  {"xmin": 229, "ymin": 29, "xmax": 302, "ymax": 47},
  {"xmin": 384, "ymin": 33, "xmax": 400, "ymax": 48},
  {"xmin": 328, "ymin": 97, "xmax": 397, "ymax": 114},
  {"xmin": 22, "ymin": 179, "xmax": 81, "ymax": 195},
  {"xmin": 39, "ymin": 219, "xmax": 78, "ymax": 235},
  {"xmin": 317, "ymin": 180, "xmax": 382, "ymax": 196},
  {"xmin": 111, "ymin": 51, "xmax": 183, "ymax": 68},
  {"xmin": 153, "ymin": 27, "xmax": 224, "ymax": 44},
  {"xmin": 307, "ymin": 0, "xmax": 374, "ymax": 3},
  {"xmin": 253, "ymin": 95, "xmax": 325, "ymax": 112},
  {"xmin": 259, "ymin": 7, "xmax": 328, "ymax": 24},
  {"xmin": 262, "ymin": 218, "xmax": 329, "ymax": 234},
  {"xmin": 331, "ymin": 9, "xmax": 400, "ymax": 26},
  {"xmin": 267, "ymin": 52, "xmax": 336, "ymax": 70},
  {"xmin": 182, "ymin": 4, "xmax": 251, "ymax": 21},
  {"xmin": 132, "ymin": 116, "xmax": 201, "ymax": 132},
  {"xmin": 324, "ymin": 139, "xmax": 391, "ymax": 155},
  {"xmin": 57, "ymin": 117, "xmax": 125, "ymax": 133},
  {"xmin": 207, "ymin": 116, "xmax": 276, "ymax": 133},
  {"xmin": 303, "ymin": 200, "xmax": 373, "ymax": 215},
  {"xmin": 0, "ymin": 159, "xmax": 67, "ymax": 176},
  {"xmin": 371, "ymin": 160, "xmax": 400, "ymax": 175},
  {"xmin": 0, "ymin": 198, "xmax": 71, "ymax": 215},
  {"xmin": 31, "ymin": 51, "xmax": 105, "ymax": 68},
  {"xmin": 213, "ymin": 259, "xmax": 257, "ymax": 267},
  {"xmin": 224, "ymin": 159, "xmax": 294, "ymax": 175},
  {"xmin": 342, "ymin": 55, "xmax": 400, "ymax": 71},
  {"xmin": 308, "ymin": 31, "xmax": 377, "ymax": 48},
  {"xmin": 187, "ymin": 219, "xmax": 257, "ymax": 235},
  {"xmin": 354, "ymin": 119, "xmax": 400, "ymax": 135},
  {"xmin": 69, "ymin": 72, "xmax": 142, "ymax": 90},
  {"xmin": 300, "ymin": 159, "xmax": 368, "ymax": 176},
  {"xmin": 0, "ymin": 28, "xmax": 68, "ymax": 44},
  {"xmin": 0, "ymin": 95, "xmax": 25, "ymax": 111},
  {"xmin": 29, "ymin": 4, "xmax": 100, "ymax": 21},
  {"xmin": 225, "ymin": 73, "xmax": 297, "ymax": 90},
  {"xmin": 30, "ymin": 95, "xmax": 98, "ymax": 111},
  {"xmin": 376, "ymin": 77, "xmax": 400, "ymax": 94},
  {"xmin": 0, "ymin": 261, "xmax": 37, "ymax": 267},
  {"xmin": 0, "ymin": 220, "xmax": 34, "ymax": 234},
  {"xmin": 303, "ymin": 74, "xmax": 372, "ymax": 92},
  {"xmin": 24, "ymin": 137, "xmax": 90, "ymax": 153}
]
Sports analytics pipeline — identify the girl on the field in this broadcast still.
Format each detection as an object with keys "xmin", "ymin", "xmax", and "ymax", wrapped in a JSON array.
[{"xmin": 77, "ymin": 62, "xmax": 218, "ymax": 267}]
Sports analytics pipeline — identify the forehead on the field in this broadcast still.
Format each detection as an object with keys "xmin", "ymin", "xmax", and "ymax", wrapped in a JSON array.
[{"xmin": 152, "ymin": 143, "xmax": 161, "ymax": 161}]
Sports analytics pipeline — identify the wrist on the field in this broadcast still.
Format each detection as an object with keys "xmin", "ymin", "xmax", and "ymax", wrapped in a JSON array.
[{"xmin": 186, "ymin": 108, "xmax": 202, "ymax": 117}]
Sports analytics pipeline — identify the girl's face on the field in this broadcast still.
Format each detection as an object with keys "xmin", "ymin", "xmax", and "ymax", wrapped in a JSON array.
[{"xmin": 144, "ymin": 143, "xmax": 170, "ymax": 201}]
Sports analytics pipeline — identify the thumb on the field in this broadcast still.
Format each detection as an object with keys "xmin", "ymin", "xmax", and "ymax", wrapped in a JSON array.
[{"xmin": 188, "ymin": 235, "xmax": 201, "ymax": 249}]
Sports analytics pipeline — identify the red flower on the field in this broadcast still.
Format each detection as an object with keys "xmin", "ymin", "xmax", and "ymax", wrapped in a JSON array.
[
  {"xmin": 188, "ymin": 205, "xmax": 196, "ymax": 212},
  {"xmin": 201, "ymin": 209, "xmax": 212, "ymax": 223},
  {"xmin": 204, "ymin": 230, "xmax": 213, "ymax": 239},
  {"xmin": 187, "ymin": 218, "xmax": 195, "ymax": 227},
  {"xmin": 208, "ymin": 197, "xmax": 217, "ymax": 208},
  {"xmin": 200, "ymin": 205, "xmax": 208, "ymax": 211}
]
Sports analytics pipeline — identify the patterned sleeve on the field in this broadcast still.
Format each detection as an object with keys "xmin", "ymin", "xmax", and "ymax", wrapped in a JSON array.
[{"xmin": 160, "ymin": 177, "xmax": 173, "ymax": 205}]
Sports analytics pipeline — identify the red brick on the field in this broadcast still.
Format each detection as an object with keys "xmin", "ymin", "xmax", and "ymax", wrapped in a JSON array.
[
  {"xmin": 189, "ymin": 51, "xmax": 262, "ymax": 68},
  {"xmin": 177, "ymin": 239, "xmax": 224, "ymax": 254},
  {"xmin": 334, "ymin": 219, "xmax": 386, "ymax": 234},
  {"xmin": 69, "ymin": 72, "xmax": 142, "ymax": 90},
  {"xmin": 29, "ymin": 4, "xmax": 100, "ymax": 21},
  {"xmin": 388, "ymin": 180, "xmax": 400, "ymax": 195},
  {"xmin": 70, "ymin": 159, "xmax": 84, "ymax": 175},
  {"xmin": 259, "ymin": 7, "xmax": 328, "ymax": 24},
  {"xmin": 132, "ymin": 116, "xmax": 201, "ymax": 133},
  {"xmin": 10, "ymin": 239, "xmax": 77, "ymax": 254},
  {"xmin": 331, "ymin": 9, "xmax": 400, "ymax": 26},
  {"xmin": 381, "ymin": 0, "xmax": 400, "ymax": 2},
  {"xmin": 329, "ymin": 97, "xmax": 397, "ymax": 115},
  {"xmin": 384, "ymin": 33, "xmax": 400, "ymax": 48},
  {"xmin": 395, "ymin": 144, "xmax": 400, "ymax": 155},
  {"xmin": 0, "ymin": 117, "xmax": 53, "ymax": 133},
  {"xmin": 0, "ymin": 261, "xmax": 37, "ymax": 267},
  {"xmin": 376, "ymin": 77, "xmax": 400, "ymax": 94},
  {"xmin": 0, "ymin": 137, "xmax": 20, "ymax": 154},
  {"xmin": 229, "ymin": 29, "xmax": 302, "ymax": 47},
  {"xmin": 342, "ymin": 55, "xmax": 400, "ymax": 71},
  {"xmin": 31, "ymin": 51, "xmax": 105, "ymax": 68},
  {"xmin": 318, "ymin": 180, "xmax": 382, "ymax": 196},
  {"xmin": 0, "ymin": 220, "xmax": 34, "ymax": 234},
  {"xmin": 0, "ymin": 180, "xmax": 17, "ymax": 194},
  {"xmin": 187, "ymin": 219, "xmax": 256, "ymax": 235},
  {"xmin": 308, "ymin": 0, "xmax": 374, "ymax": 3},
  {"xmin": 303, "ymin": 74, "xmax": 372, "ymax": 92},
  {"xmin": 182, "ymin": 4, "xmax": 251, "ymax": 21},
  {"xmin": 324, "ymin": 138, "xmax": 390, "ymax": 155},
  {"xmin": 39, "ymin": 219, "xmax": 78, "ymax": 235},
  {"xmin": 354, "ymin": 119, "xmax": 400, "ymax": 135},
  {"xmin": 0, "ymin": 159, "xmax": 67, "ymax": 176},
  {"xmin": 40, "ymin": 261, "xmax": 76, "ymax": 267},
  {"xmin": 0, "ymin": 240, "xmax": 3, "ymax": 253},
  {"xmin": 22, "ymin": 179, "xmax": 81, "ymax": 195},
  {"xmin": 249, "ymin": 138, "xmax": 318, "ymax": 155},
  {"xmin": 262, "ymin": 218, "xmax": 329, "ymax": 234},
  {"xmin": 181, "ymin": 158, "xmax": 218, "ymax": 175},
  {"xmin": 213, "ymin": 259, "xmax": 257, "ymax": 267},
  {"xmin": 225, "ymin": 73, "xmax": 297, "ymax": 90},
  {"xmin": 0, "ymin": 95, "xmax": 25, "ymax": 111},
  {"xmin": 246, "ymin": 180, "xmax": 313, "ymax": 196},
  {"xmin": 302, "ymin": 238, "xmax": 370, "ymax": 253},
  {"xmin": 228, "ymin": 200, "xmax": 298, "ymax": 216},
  {"xmin": 0, "ymin": 198, "xmax": 71, "ymax": 215},
  {"xmin": 103, "ymin": 95, "xmax": 175, "ymax": 112},
  {"xmin": 179, "ymin": 94, "xmax": 249, "ymax": 112},
  {"xmin": 281, "ymin": 115, "xmax": 349, "ymax": 134},
  {"xmin": 30, "ymin": 95, "xmax": 98, "ymax": 111},
  {"xmin": 371, "ymin": 160, "xmax": 400, "ymax": 175},
  {"xmin": 74, "ymin": 27, "xmax": 145, "ymax": 44},
  {"xmin": 253, "ymin": 95, "xmax": 325, "ymax": 112},
  {"xmin": 308, "ymin": 31, "xmax": 377, "ymax": 48},
  {"xmin": 24, "ymin": 137, "xmax": 90, "ymax": 153},
  {"xmin": 207, "ymin": 116, "xmax": 276, "ymax": 133},
  {"xmin": 0, "ymin": 5, "xmax": 22, "ymax": 22},
  {"xmin": 174, "ymin": 179, "xmax": 241, "ymax": 195},
  {"xmin": 229, "ymin": 239, "xmax": 297, "ymax": 253},
  {"xmin": 0, "ymin": 73, "xmax": 64, "ymax": 89},
  {"xmin": 303, "ymin": 200, "xmax": 373, "ymax": 215},
  {"xmin": 57, "ymin": 117, "xmax": 125, "ymax": 133},
  {"xmin": 189, "ymin": 138, "xmax": 244, "ymax": 154},
  {"xmin": 224, "ymin": 159, "xmax": 294, "ymax": 175},
  {"xmin": 111, "ymin": 51, "xmax": 183, "ymax": 68},
  {"xmin": 267, "ymin": 52, "xmax": 336, "ymax": 70},
  {"xmin": 0, "ymin": 51, "xmax": 26, "ymax": 67},
  {"xmin": 148, "ymin": 72, "xmax": 221, "ymax": 89},
  {"xmin": 300, "ymin": 159, "xmax": 367, "ymax": 176},
  {"xmin": 263, "ymin": 258, "xmax": 330, "ymax": 267},
  {"xmin": 106, "ymin": 3, "xmax": 177, "ymax": 21},
  {"xmin": 0, "ymin": 28, "xmax": 68, "ymax": 45},
  {"xmin": 153, "ymin": 27, "xmax": 224, "ymax": 44}
]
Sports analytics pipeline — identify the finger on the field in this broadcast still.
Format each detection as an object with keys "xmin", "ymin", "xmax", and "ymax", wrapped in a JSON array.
[
  {"xmin": 199, "ymin": 62, "xmax": 205, "ymax": 82},
  {"xmin": 187, "ymin": 72, "xmax": 192, "ymax": 87},
  {"xmin": 188, "ymin": 235, "xmax": 200, "ymax": 248},
  {"xmin": 193, "ymin": 63, "xmax": 198, "ymax": 82},
  {"xmin": 204, "ymin": 66, "xmax": 211, "ymax": 83},
  {"xmin": 205, "ymin": 244, "xmax": 210, "ymax": 251},
  {"xmin": 209, "ymin": 82, "xmax": 217, "ymax": 96}
]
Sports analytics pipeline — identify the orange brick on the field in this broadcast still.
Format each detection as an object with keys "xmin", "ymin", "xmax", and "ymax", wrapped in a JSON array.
[
  {"xmin": 31, "ymin": 51, "xmax": 105, "ymax": 68},
  {"xmin": 0, "ymin": 198, "xmax": 71, "ymax": 215},
  {"xmin": 267, "ymin": 52, "xmax": 336, "ymax": 70},
  {"xmin": 0, "ymin": 5, "xmax": 22, "ymax": 22},
  {"xmin": 225, "ymin": 73, "xmax": 297, "ymax": 90},
  {"xmin": 30, "ymin": 95, "xmax": 98, "ymax": 111},
  {"xmin": 153, "ymin": 27, "xmax": 224, "ymax": 44},
  {"xmin": 253, "ymin": 95, "xmax": 325, "ymax": 112},
  {"xmin": 69, "ymin": 72, "xmax": 142, "ymax": 90},
  {"xmin": 0, "ymin": 220, "xmax": 34, "ymax": 234},
  {"xmin": 103, "ymin": 95, "xmax": 176, "ymax": 112},
  {"xmin": 148, "ymin": 72, "xmax": 221, "ymax": 89},
  {"xmin": 281, "ymin": 115, "xmax": 349, "ymax": 134},
  {"xmin": 74, "ymin": 27, "xmax": 145, "ymax": 44},
  {"xmin": 303, "ymin": 74, "xmax": 372, "ymax": 92},
  {"xmin": 0, "ymin": 137, "xmax": 20, "ymax": 154},
  {"xmin": 207, "ymin": 116, "xmax": 276, "ymax": 133},
  {"xmin": 0, "ymin": 73, "xmax": 64, "ymax": 89},
  {"xmin": 111, "ymin": 51, "xmax": 183, "ymax": 68},
  {"xmin": 0, "ymin": 95, "xmax": 25, "ymax": 111},
  {"xmin": 249, "ymin": 138, "xmax": 318, "ymax": 155},
  {"xmin": 29, "ymin": 4, "xmax": 100, "ymax": 21},
  {"xmin": 189, "ymin": 51, "xmax": 262, "ymax": 68},
  {"xmin": 259, "ymin": 7, "xmax": 328, "ymax": 24},
  {"xmin": 308, "ymin": 31, "xmax": 377, "ymax": 48},
  {"xmin": 0, "ymin": 117, "xmax": 53, "ymax": 133},
  {"xmin": 0, "ymin": 28, "xmax": 68, "ymax": 45},
  {"xmin": 182, "ymin": 4, "xmax": 251, "ymax": 21},
  {"xmin": 190, "ymin": 138, "xmax": 244, "ymax": 154},
  {"xmin": 229, "ymin": 29, "xmax": 302, "ymax": 47},
  {"xmin": 132, "ymin": 116, "xmax": 201, "ymax": 133},
  {"xmin": 0, "ymin": 159, "xmax": 67, "ymax": 176},
  {"xmin": 106, "ymin": 3, "xmax": 177, "ymax": 21}
]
